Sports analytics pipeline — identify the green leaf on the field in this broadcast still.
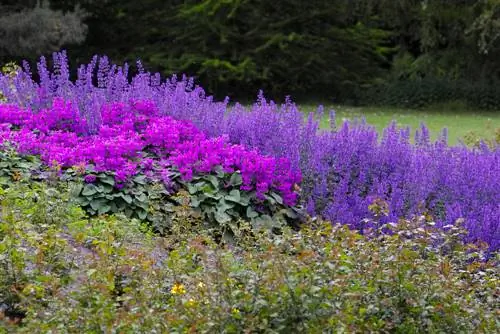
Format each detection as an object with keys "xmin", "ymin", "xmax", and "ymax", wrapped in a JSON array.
[
  {"xmin": 246, "ymin": 207, "xmax": 259, "ymax": 219},
  {"xmin": 137, "ymin": 209, "xmax": 148, "ymax": 220},
  {"xmin": 69, "ymin": 183, "xmax": 83, "ymax": 197},
  {"xmin": 238, "ymin": 192, "xmax": 250, "ymax": 206},
  {"xmin": 101, "ymin": 184, "xmax": 114, "ymax": 193},
  {"xmin": 270, "ymin": 192, "xmax": 283, "ymax": 205},
  {"xmin": 214, "ymin": 165, "xmax": 225, "ymax": 177},
  {"xmin": 206, "ymin": 175, "xmax": 219, "ymax": 188},
  {"xmin": 284, "ymin": 208, "xmax": 298, "ymax": 219},
  {"xmin": 98, "ymin": 204, "xmax": 111, "ymax": 215},
  {"xmin": 187, "ymin": 183, "xmax": 197, "ymax": 195},
  {"xmin": 90, "ymin": 199, "xmax": 108, "ymax": 211},
  {"xmin": 265, "ymin": 194, "xmax": 276, "ymax": 204},
  {"xmin": 75, "ymin": 196, "xmax": 90, "ymax": 206},
  {"xmin": 82, "ymin": 184, "xmax": 98, "ymax": 196},
  {"xmin": 225, "ymin": 189, "xmax": 241, "ymax": 203},
  {"xmin": 191, "ymin": 196, "xmax": 201, "ymax": 208},
  {"xmin": 133, "ymin": 174, "xmax": 147, "ymax": 185},
  {"xmin": 215, "ymin": 210, "xmax": 231, "ymax": 224},
  {"xmin": 222, "ymin": 230, "xmax": 235, "ymax": 244},
  {"xmin": 121, "ymin": 193, "xmax": 133, "ymax": 204},
  {"xmin": 229, "ymin": 173, "xmax": 242, "ymax": 186},
  {"xmin": 135, "ymin": 200, "xmax": 149, "ymax": 210},
  {"xmin": 135, "ymin": 193, "xmax": 148, "ymax": 203},
  {"xmin": 217, "ymin": 199, "xmax": 235, "ymax": 212},
  {"xmin": 99, "ymin": 175, "xmax": 115, "ymax": 186}
]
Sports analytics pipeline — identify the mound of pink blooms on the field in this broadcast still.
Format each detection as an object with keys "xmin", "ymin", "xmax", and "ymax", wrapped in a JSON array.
[{"xmin": 0, "ymin": 99, "xmax": 301, "ymax": 205}]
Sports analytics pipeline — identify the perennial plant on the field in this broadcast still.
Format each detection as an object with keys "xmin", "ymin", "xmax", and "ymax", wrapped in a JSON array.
[{"xmin": 0, "ymin": 51, "xmax": 498, "ymax": 249}]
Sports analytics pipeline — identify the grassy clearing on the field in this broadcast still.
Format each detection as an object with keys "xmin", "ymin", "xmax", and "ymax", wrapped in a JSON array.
[{"xmin": 300, "ymin": 103, "xmax": 500, "ymax": 145}]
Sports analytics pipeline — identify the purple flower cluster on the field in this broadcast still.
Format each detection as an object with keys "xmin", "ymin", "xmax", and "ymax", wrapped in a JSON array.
[
  {"xmin": 0, "ymin": 97, "xmax": 301, "ymax": 204},
  {"xmin": 0, "ymin": 51, "xmax": 498, "ymax": 249}
]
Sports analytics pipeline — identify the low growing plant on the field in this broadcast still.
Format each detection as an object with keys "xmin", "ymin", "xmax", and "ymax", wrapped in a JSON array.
[{"xmin": 1, "ymin": 183, "xmax": 498, "ymax": 333}]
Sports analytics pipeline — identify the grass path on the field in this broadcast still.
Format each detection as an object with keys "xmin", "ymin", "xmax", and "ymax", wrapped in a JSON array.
[{"xmin": 300, "ymin": 104, "xmax": 500, "ymax": 145}]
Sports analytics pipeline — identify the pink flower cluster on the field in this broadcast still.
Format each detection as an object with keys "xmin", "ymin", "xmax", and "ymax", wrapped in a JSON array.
[{"xmin": 0, "ymin": 99, "xmax": 301, "ymax": 205}]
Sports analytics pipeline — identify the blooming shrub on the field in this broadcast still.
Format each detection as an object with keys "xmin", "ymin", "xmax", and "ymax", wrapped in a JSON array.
[{"xmin": 0, "ymin": 51, "xmax": 499, "ymax": 250}]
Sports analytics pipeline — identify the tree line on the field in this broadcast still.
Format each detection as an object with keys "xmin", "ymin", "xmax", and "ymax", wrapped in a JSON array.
[{"xmin": 1, "ymin": 0, "xmax": 499, "ymax": 107}]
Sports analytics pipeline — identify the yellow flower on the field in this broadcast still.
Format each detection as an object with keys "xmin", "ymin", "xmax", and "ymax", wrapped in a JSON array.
[
  {"xmin": 170, "ymin": 282, "xmax": 186, "ymax": 295},
  {"xmin": 197, "ymin": 282, "xmax": 206, "ymax": 289},
  {"xmin": 231, "ymin": 308, "xmax": 240, "ymax": 315},
  {"xmin": 185, "ymin": 298, "xmax": 197, "ymax": 307}
]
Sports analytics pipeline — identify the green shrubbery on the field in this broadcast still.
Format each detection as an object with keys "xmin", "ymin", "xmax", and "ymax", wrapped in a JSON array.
[
  {"xmin": 1, "ymin": 182, "xmax": 498, "ymax": 332},
  {"xmin": 360, "ymin": 78, "xmax": 500, "ymax": 110},
  {"xmin": 0, "ymin": 147, "xmax": 305, "ymax": 242}
]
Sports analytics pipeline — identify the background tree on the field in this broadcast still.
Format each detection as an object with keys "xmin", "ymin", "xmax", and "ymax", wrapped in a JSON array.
[
  {"xmin": 0, "ymin": 0, "xmax": 87, "ymax": 61},
  {"xmin": 2, "ymin": 0, "xmax": 500, "ymax": 107}
]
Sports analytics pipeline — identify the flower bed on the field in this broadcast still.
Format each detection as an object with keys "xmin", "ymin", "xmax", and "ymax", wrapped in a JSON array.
[
  {"xmin": 0, "ymin": 51, "xmax": 498, "ymax": 250},
  {"xmin": 0, "ymin": 99, "xmax": 300, "ymax": 205}
]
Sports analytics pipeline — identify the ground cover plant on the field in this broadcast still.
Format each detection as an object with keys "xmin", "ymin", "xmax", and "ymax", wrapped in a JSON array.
[{"xmin": 0, "ymin": 182, "xmax": 498, "ymax": 332}]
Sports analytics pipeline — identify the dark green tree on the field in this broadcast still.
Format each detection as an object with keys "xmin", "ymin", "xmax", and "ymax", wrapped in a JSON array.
[{"xmin": 0, "ymin": 0, "xmax": 87, "ymax": 61}]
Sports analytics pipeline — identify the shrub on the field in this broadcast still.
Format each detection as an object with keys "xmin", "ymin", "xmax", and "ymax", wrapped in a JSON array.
[
  {"xmin": 0, "ymin": 184, "xmax": 498, "ymax": 332},
  {"xmin": 361, "ymin": 77, "xmax": 500, "ymax": 110}
]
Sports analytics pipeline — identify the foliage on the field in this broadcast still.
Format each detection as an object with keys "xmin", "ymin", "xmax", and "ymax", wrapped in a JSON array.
[
  {"xmin": 463, "ymin": 126, "xmax": 500, "ymax": 149},
  {"xmin": 72, "ymin": 172, "xmax": 159, "ymax": 220},
  {"xmin": 0, "ymin": 183, "xmax": 498, "ymax": 332},
  {"xmin": 0, "ymin": 52, "xmax": 498, "ymax": 250},
  {"xmin": 362, "ymin": 76, "xmax": 500, "ymax": 109},
  {"xmin": 172, "ymin": 169, "xmax": 304, "ymax": 241},
  {"xmin": 0, "ymin": 145, "xmax": 43, "ymax": 187},
  {"xmin": 0, "ymin": 1, "xmax": 87, "ymax": 60},
  {"xmin": 48, "ymin": 0, "xmax": 391, "ymax": 99}
]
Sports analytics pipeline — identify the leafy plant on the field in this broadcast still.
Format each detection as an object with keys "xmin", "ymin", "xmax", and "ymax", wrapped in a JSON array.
[
  {"xmin": 170, "ymin": 168, "xmax": 305, "ymax": 241},
  {"xmin": 0, "ymin": 145, "xmax": 43, "ymax": 187},
  {"xmin": 71, "ymin": 170, "xmax": 169, "ymax": 222},
  {"xmin": 1, "ymin": 183, "xmax": 498, "ymax": 332}
]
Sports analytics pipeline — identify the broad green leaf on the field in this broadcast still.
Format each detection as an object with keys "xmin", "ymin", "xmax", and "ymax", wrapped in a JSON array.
[
  {"xmin": 82, "ymin": 184, "xmax": 98, "ymax": 196},
  {"xmin": 206, "ymin": 175, "xmax": 219, "ymax": 188},
  {"xmin": 229, "ymin": 173, "xmax": 242, "ymax": 186},
  {"xmin": 98, "ymin": 204, "xmax": 111, "ymax": 215},
  {"xmin": 99, "ymin": 175, "xmax": 115, "ymax": 186},
  {"xmin": 246, "ymin": 207, "xmax": 259, "ymax": 218},
  {"xmin": 135, "ymin": 193, "xmax": 148, "ymax": 203},
  {"xmin": 215, "ymin": 210, "xmax": 231, "ymax": 224},
  {"xmin": 270, "ymin": 192, "xmax": 283, "ymax": 205},
  {"xmin": 137, "ymin": 209, "xmax": 148, "ymax": 220},
  {"xmin": 121, "ymin": 193, "xmax": 133, "ymax": 204},
  {"xmin": 90, "ymin": 199, "xmax": 108, "ymax": 211},
  {"xmin": 225, "ymin": 189, "xmax": 241, "ymax": 203},
  {"xmin": 133, "ymin": 174, "xmax": 147, "ymax": 185}
]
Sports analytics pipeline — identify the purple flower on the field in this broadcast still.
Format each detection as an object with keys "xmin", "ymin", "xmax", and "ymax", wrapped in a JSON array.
[{"xmin": 84, "ymin": 174, "xmax": 97, "ymax": 183}]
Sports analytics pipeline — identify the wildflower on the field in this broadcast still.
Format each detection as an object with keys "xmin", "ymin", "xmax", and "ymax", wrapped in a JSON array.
[
  {"xmin": 170, "ymin": 282, "xmax": 186, "ymax": 295},
  {"xmin": 185, "ymin": 298, "xmax": 197, "ymax": 307},
  {"xmin": 197, "ymin": 282, "xmax": 205, "ymax": 289},
  {"xmin": 231, "ymin": 308, "xmax": 241, "ymax": 317}
]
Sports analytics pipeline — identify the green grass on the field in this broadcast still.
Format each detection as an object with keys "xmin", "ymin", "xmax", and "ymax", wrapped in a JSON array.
[{"xmin": 300, "ymin": 103, "xmax": 500, "ymax": 145}]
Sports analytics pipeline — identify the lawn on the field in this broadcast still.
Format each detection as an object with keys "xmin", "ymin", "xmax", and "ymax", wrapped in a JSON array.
[{"xmin": 301, "ymin": 104, "xmax": 500, "ymax": 145}]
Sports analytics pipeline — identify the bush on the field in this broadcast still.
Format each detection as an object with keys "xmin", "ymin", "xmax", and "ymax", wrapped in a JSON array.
[
  {"xmin": 361, "ymin": 77, "xmax": 500, "ymax": 110},
  {"xmin": 0, "ymin": 183, "xmax": 498, "ymax": 332}
]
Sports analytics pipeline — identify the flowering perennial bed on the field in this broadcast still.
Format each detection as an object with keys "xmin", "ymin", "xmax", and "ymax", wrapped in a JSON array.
[
  {"xmin": 0, "ymin": 51, "xmax": 498, "ymax": 250},
  {"xmin": 0, "ymin": 99, "xmax": 300, "ymax": 206}
]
